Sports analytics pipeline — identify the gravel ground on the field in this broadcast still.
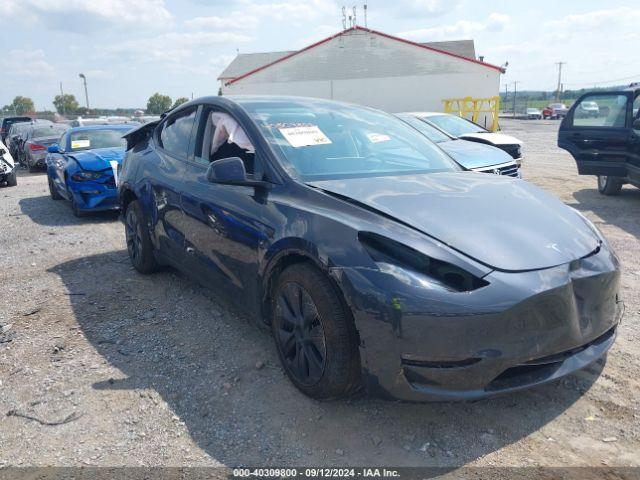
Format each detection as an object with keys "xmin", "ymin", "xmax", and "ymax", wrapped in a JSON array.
[{"xmin": 0, "ymin": 119, "xmax": 639, "ymax": 469}]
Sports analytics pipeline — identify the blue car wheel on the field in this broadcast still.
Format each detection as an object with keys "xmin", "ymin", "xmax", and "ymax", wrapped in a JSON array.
[{"xmin": 47, "ymin": 173, "xmax": 63, "ymax": 200}]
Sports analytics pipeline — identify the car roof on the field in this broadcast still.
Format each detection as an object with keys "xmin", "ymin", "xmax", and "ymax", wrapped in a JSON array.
[
  {"xmin": 398, "ymin": 111, "xmax": 446, "ymax": 118},
  {"xmin": 2, "ymin": 116, "xmax": 32, "ymax": 124},
  {"xmin": 180, "ymin": 95, "xmax": 391, "ymax": 112},
  {"xmin": 29, "ymin": 123, "xmax": 68, "ymax": 133},
  {"xmin": 66, "ymin": 124, "xmax": 135, "ymax": 134}
]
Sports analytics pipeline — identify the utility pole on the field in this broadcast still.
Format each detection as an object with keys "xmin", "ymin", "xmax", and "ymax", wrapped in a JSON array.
[
  {"xmin": 59, "ymin": 82, "xmax": 65, "ymax": 117},
  {"xmin": 555, "ymin": 62, "xmax": 566, "ymax": 102},
  {"xmin": 512, "ymin": 81, "xmax": 520, "ymax": 117},
  {"xmin": 504, "ymin": 83, "xmax": 509, "ymax": 107},
  {"xmin": 79, "ymin": 73, "xmax": 90, "ymax": 110}
]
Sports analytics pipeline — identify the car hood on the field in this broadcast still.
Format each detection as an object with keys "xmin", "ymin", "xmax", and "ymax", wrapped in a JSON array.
[
  {"xmin": 309, "ymin": 172, "xmax": 600, "ymax": 272},
  {"xmin": 459, "ymin": 132, "xmax": 522, "ymax": 145},
  {"xmin": 70, "ymin": 147, "xmax": 125, "ymax": 171},
  {"xmin": 438, "ymin": 140, "xmax": 514, "ymax": 169}
]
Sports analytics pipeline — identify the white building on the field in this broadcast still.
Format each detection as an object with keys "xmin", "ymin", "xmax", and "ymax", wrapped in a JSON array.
[{"xmin": 219, "ymin": 26, "xmax": 504, "ymax": 125}]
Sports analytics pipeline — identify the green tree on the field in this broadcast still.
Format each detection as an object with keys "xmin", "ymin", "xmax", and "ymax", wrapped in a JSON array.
[
  {"xmin": 53, "ymin": 94, "xmax": 79, "ymax": 115},
  {"xmin": 146, "ymin": 93, "xmax": 172, "ymax": 114},
  {"xmin": 4, "ymin": 96, "xmax": 35, "ymax": 115},
  {"xmin": 172, "ymin": 97, "xmax": 189, "ymax": 109}
]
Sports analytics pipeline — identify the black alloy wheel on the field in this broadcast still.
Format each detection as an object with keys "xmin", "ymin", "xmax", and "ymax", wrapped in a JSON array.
[
  {"xmin": 125, "ymin": 205, "xmax": 143, "ymax": 265},
  {"xmin": 271, "ymin": 263, "xmax": 361, "ymax": 400},
  {"xmin": 274, "ymin": 281, "xmax": 327, "ymax": 386},
  {"xmin": 124, "ymin": 200, "xmax": 159, "ymax": 274}
]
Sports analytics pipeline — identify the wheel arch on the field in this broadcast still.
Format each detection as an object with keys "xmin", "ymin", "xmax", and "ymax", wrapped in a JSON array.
[
  {"xmin": 259, "ymin": 238, "xmax": 356, "ymax": 338},
  {"xmin": 119, "ymin": 185, "xmax": 138, "ymax": 212}
]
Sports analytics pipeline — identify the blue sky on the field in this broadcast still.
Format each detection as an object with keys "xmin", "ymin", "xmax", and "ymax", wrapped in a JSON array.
[{"xmin": 1, "ymin": 0, "xmax": 637, "ymax": 110}]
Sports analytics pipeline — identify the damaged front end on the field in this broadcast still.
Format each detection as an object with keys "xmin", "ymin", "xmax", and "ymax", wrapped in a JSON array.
[{"xmin": 333, "ymin": 238, "xmax": 622, "ymax": 401}]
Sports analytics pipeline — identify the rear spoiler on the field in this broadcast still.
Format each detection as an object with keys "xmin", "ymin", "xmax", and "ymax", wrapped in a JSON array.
[{"xmin": 123, "ymin": 120, "xmax": 160, "ymax": 150}]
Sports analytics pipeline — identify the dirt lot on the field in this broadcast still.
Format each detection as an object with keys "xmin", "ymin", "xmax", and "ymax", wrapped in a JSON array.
[{"xmin": 1, "ymin": 119, "xmax": 639, "ymax": 469}]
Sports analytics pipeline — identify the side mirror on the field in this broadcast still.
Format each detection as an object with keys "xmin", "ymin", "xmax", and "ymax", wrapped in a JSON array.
[
  {"xmin": 47, "ymin": 144, "xmax": 59, "ymax": 153},
  {"xmin": 206, "ymin": 157, "xmax": 269, "ymax": 188},
  {"xmin": 0, "ymin": 148, "xmax": 5, "ymax": 155},
  {"xmin": 633, "ymin": 119, "xmax": 640, "ymax": 130}
]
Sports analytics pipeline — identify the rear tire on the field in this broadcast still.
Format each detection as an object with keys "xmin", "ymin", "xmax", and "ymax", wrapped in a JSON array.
[
  {"xmin": 48, "ymin": 174, "xmax": 62, "ymax": 199},
  {"xmin": 5, "ymin": 170, "xmax": 17, "ymax": 187},
  {"xmin": 271, "ymin": 263, "xmax": 360, "ymax": 400},
  {"xmin": 125, "ymin": 200, "xmax": 159, "ymax": 274},
  {"xmin": 597, "ymin": 175, "xmax": 622, "ymax": 196}
]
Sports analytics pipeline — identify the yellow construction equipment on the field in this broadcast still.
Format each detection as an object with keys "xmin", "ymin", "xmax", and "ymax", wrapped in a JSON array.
[{"xmin": 442, "ymin": 96, "xmax": 501, "ymax": 132}]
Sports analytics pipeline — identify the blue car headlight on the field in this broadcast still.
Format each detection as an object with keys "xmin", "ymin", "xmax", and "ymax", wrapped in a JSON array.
[{"xmin": 71, "ymin": 170, "xmax": 102, "ymax": 182}]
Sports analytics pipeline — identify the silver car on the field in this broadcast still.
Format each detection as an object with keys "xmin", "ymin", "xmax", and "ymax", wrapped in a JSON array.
[{"xmin": 22, "ymin": 123, "xmax": 69, "ymax": 171}]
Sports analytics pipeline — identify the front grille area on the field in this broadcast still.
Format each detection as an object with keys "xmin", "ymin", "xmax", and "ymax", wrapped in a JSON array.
[
  {"xmin": 476, "ymin": 163, "xmax": 520, "ymax": 177},
  {"xmin": 486, "ymin": 326, "xmax": 616, "ymax": 391},
  {"xmin": 498, "ymin": 144, "xmax": 521, "ymax": 159}
]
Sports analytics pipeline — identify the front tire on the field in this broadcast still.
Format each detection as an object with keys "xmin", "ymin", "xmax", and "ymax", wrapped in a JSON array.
[
  {"xmin": 70, "ymin": 197, "xmax": 86, "ymax": 217},
  {"xmin": 5, "ymin": 170, "xmax": 17, "ymax": 187},
  {"xmin": 48, "ymin": 173, "xmax": 62, "ymax": 199},
  {"xmin": 125, "ymin": 200, "xmax": 159, "ymax": 274},
  {"xmin": 597, "ymin": 175, "xmax": 622, "ymax": 196},
  {"xmin": 271, "ymin": 263, "xmax": 360, "ymax": 400}
]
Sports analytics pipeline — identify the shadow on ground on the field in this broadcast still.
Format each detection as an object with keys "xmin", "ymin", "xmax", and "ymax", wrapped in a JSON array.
[
  {"xmin": 571, "ymin": 186, "xmax": 640, "ymax": 239},
  {"xmin": 19, "ymin": 195, "xmax": 119, "ymax": 226},
  {"xmin": 48, "ymin": 250, "xmax": 604, "ymax": 467}
]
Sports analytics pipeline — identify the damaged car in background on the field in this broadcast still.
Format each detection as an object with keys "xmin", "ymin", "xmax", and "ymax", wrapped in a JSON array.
[
  {"xmin": 0, "ymin": 138, "xmax": 17, "ymax": 187},
  {"xmin": 118, "ymin": 96, "xmax": 622, "ymax": 401},
  {"xmin": 46, "ymin": 124, "xmax": 134, "ymax": 217},
  {"xmin": 397, "ymin": 113, "xmax": 521, "ymax": 177},
  {"xmin": 402, "ymin": 111, "xmax": 524, "ymax": 167}
]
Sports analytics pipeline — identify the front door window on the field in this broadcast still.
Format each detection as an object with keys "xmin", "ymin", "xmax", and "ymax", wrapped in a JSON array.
[{"xmin": 571, "ymin": 94, "xmax": 629, "ymax": 128}]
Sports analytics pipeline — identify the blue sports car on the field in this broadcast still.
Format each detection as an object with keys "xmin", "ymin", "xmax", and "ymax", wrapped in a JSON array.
[{"xmin": 46, "ymin": 124, "xmax": 134, "ymax": 216}]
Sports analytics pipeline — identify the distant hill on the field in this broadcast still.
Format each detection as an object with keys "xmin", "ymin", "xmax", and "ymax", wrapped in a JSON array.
[{"xmin": 503, "ymin": 84, "xmax": 629, "ymax": 103}]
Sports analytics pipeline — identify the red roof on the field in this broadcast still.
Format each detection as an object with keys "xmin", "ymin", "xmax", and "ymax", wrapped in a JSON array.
[{"xmin": 225, "ymin": 26, "xmax": 504, "ymax": 86}]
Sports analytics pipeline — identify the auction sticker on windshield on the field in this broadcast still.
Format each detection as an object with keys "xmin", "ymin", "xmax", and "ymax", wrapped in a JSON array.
[
  {"xmin": 71, "ymin": 139, "xmax": 90, "ymax": 149},
  {"xmin": 367, "ymin": 133, "xmax": 391, "ymax": 143},
  {"xmin": 278, "ymin": 125, "xmax": 332, "ymax": 148}
]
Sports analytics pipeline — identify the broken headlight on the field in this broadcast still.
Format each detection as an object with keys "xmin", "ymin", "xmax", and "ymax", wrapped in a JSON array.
[
  {"xmin": 358, "ymin": 231, "xmax": 488, "ymax": 292},
  {"xmin": 71, "ymin": 170, "xmax": 103, "ymax": 182}
]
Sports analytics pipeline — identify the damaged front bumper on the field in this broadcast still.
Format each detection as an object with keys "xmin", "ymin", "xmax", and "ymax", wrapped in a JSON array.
[
  {"xmin": 333, "ymin": 245, "xmax": 622, "ymax": 401},
  {"xmin": 68, "ymin": 177, "xmax": 119, "ymax": 212}
]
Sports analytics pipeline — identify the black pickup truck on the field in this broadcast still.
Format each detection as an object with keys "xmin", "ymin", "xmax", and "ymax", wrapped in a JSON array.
[{"xmin": 558, "ymin": 84, "xmax": 640, "ymax": 195}]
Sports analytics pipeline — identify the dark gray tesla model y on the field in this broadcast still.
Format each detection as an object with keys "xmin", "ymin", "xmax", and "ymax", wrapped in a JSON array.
[{"xmin": 118, "ymin": 96, "xmax": 622, "ymax": 401}]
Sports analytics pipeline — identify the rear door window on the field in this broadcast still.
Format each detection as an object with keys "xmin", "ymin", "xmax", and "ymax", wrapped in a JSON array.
[
  {"xmin": 571, "ymin": 94, "xmax": 629, "ymax": 128},
  {"xmin": 158, "ymin": 107, "xmax": 197, "ymax": 158}
]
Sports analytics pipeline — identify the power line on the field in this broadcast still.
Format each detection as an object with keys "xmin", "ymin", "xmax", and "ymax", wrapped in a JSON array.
[{"xmin": 563, "ymin": 73, "xmax": 640, "ymax": 87}]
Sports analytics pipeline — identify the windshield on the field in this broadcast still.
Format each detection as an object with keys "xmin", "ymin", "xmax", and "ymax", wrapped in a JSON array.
[
  {"xmin": 242, "ymin": 99, "xmax": 459, "ymax": 181},
  {"xmin": 69, "ymin": 129, "xmax": 126, "ymax": 151},
  {"xmin": 396, "ymin": 115, "xmax": 451, "ymax": 143},
  {"xmin": 424, "ymin": 114, "xmax": 486, "ymax": 136},
  {"xmin": 33, "ymin": 125, "xmax": 68, "ymax": 138}
]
